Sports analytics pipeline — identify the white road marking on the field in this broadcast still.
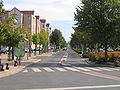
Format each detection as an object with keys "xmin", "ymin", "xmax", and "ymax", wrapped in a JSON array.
[
  {"xmin": 64, "ymin": 67, "xmax": 80, "ymax": 72},
  {"xmin": 43, "ymin": 67, "xmax": 54, "ymax": 72},
  {"xmin": 97, "ymin": 67, "xmax": 113, "ymax": 71},
  {"xmin": 74, "ymin": 67, "xmax": 91, "ymax": 71},
  {"xmin": 21, "ymin": 85, "xmax": 120, "ymax": 90},
  {"xmin": 23, "ymin": 70, "xmax": 28, "ymax": 72},
  {"xmin": 55, "ymin": 67, "xmax": 67, "ymax": 71},
  {"xmin": 107, "ymin": 68, "xmax": 120, "ymax": 71},
  {"xmin": 86, "ymin": 67, "xmax": 102, "ymax": 71},
  {"xmin": 31, "ymin": 68, "xmax": 41, "ymax": 72}
]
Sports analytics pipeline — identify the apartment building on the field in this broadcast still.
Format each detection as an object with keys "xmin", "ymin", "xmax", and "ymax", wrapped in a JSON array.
[
  {"xmin": 46, "ymin": 23, "xmax": 52, "ymax": 36},
  {"xmin": 2, "ymin": 7, "xmax": 38, "ymax": 35},
  {"xmin": 40, "ymin": 19, "xmax": 46, "ymax": 30},
  {"xmin": 1, "ymin": 7, "xmax": 48, "ymax": 49}
]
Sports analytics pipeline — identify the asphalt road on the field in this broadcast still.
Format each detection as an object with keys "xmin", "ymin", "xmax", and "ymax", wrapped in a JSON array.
[{"xmin": 0, "ymin": 48, "xmax": 120, "ymax": 90}]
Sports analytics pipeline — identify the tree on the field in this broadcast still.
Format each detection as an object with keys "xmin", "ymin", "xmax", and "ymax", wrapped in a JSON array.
[
  {"xmin": 3, "ymin": 14, "xmax": 28, "ymax": 60},
  {"xmin": 0, "ymin": 21, "xmax": 5, "ymax": 46},
  {"xmin": 0, "ymin": 0, "xmax": 4, "ymax": 16},
  {"xmin": 0, "ymin": 0, "xmax": 5, "ymax": 51},
  {"xmin": 50, "ymin": 29, "xmax": 63, "ymax": 49},
  {"xmin": 61, "ymin": 37, "xmax": 67, "ymax": 48},
  {"xmin": 74, "ymin": 0, "xmax": 120, "ymax": 61},
  {"xmin": 32, "ymin": 34, "xmax": 39, "ymax": 55},
  {"xmin": 38, "ymin": 29, "xmax": 48, "ymax": 54}
]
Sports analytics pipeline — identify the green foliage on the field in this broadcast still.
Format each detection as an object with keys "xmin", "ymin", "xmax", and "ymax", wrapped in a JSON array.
[
  {"xmin": 50, "ymin": 29, "xmax": 66, "ymax": 48},
  {"xmin": 0, "ymin": 14, "xmax": 28, "ymax": 47},
  {"xmin": 38, "ymin": 29, "xmax": 48, "ymax": 45},
  {"xmin": 3, "ymin": 14, "xmax": 21, "ymax": 47},
  {"xmin": 82, "ymin": 52, "xmax": 90, "ymax": 58},
  {"xmin": 32, "ymin": 34, "xmax": 39, "ymax": 44},
  {"xmin": 0, "ymin": 1, "xmax": 4, "ymax": 16},
  {"xmin": 61, "ymin": 37, "xmax": 67, "ymax": 48},
  {"xmin": 89, "ymin": 54, "xmax": 96, "ymax": 62},
  {"xmin": 73, "ymin": 0, "xmax": 120, "ymax": 61},
  {"xmin": 0, "ymin": 1, "xmax": 5, "ymax": 46},
  {"xmin": 70, "ymin": 29, "xmax": 93, "ymax": 48},
  {"xmin": 75, "ymin": 0, "xmax": 120, "ymax": 45},
  {"xmin": 0, "ymin": 21, "xmax": 6, "ymax": 45},
  {"xmin": 73, "ymin": 48, "xmax": 82, "ymax": 54}
]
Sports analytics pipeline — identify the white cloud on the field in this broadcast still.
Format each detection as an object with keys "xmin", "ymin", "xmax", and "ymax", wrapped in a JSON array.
[{"xmin": 3, "ymin": 0, "xmax": 81, "ymax": 21}]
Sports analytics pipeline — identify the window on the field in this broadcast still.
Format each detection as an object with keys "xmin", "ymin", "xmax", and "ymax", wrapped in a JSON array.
[
  {"xmin": 28, "ymin": 16, "xmax": 31, "ymax": 21},
  {"xmin": 28, "ymin": 24, "xmax": 31, "ymax": 29},
  {"xmin": 2, "ymin": 16, "xmax": 5, "ymax": 19}
]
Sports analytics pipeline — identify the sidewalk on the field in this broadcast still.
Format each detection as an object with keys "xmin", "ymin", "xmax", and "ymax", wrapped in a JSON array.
[
  {"xmin": 0, "ymin": 51, "xmax": 55, "ymax": 78},
  {"xmin": 82, "ymin": 57, "xmax": 117, "ymax": 67}
]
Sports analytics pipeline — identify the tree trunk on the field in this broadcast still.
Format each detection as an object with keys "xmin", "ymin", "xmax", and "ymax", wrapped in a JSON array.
[
  {"xmin": 39, "ymin": 46, "xmax": 41, "ymax": 55},
  {"xmin": 0, "ymin": 45, "xmax": 1, "ymax": 56},
  {"xmin": 29, "ymin": 44, "xmax": 31, "ymax": 57},
  {"xmin": 104, "ymin": 43, "xmax": 108, "ymax": 62},
  {"xmin": 34, "ymin": 44, "xmax": 37, "ymax": 55},
  {"xmin": 8, "ymin": 47, "xmax": 11, "ymax": 60},
  {"xmin": 12, "ymin": 47, "xmax": 14, "ymax": 60}
]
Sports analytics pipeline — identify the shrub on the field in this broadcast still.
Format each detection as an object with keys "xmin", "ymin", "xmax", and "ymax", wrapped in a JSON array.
[
  {"xmin": 82, "ymin": 52, "xmax": 90, "ymax": 58},
  {"xmin": 89, "ymin": 51, "xmax": 120, "ymax": 64},
  {"xmin": 96, "ymin": 57, "xmax": 106, "ymax": 64},
  {"xmin": 89, "ymin": 54, "xmax": 96, "ymax": 62},
  {"xmin": 73, "ymin": 48, "xmax": 82, "ymax": 54}
]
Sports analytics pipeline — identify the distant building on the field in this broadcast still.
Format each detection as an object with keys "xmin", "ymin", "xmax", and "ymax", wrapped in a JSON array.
[
  {"xmin": 46, "ymin": 23, "xmax": 52, "ymax": 36},
  {"xmin": 40, "ymin": 19, "xmax": 46, "ymax": 30}
]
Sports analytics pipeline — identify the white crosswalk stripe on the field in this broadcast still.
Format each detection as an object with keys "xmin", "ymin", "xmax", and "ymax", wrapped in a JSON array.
[
  {"xmin": 85, "ymin": 67, "xmax": 102, "ymax": 71},
  {"xmin": 43, "ymin": 67, "xmax": 54, "ymax": 72},
  {"xmin": 64, "ymin": 67, "xmax": 80, "ymax": 72},
  {"xmin": 23, "ymin": 70, "xmax": 28, "ymax": 72},
  {"xmin": 55, "ymin": 67, "xmax": 67, "ymax": 71},
  {"xmin": 97, "ymin": 67, "xmax": 113, "ymax": 71},
  {"xmin": 108, "ymin": 68, "xmax": 120, "ymax": 71},
  {"xmin": 31, "ymin": 68, "xmax": 41, "ymax": 72},
  {"xmin": 22, "ymin": 67, "xmax": 120, "ymax": 73},
  {"xmin": 74, "ymin": 67, "xmax": 91, "ymax": 71}
]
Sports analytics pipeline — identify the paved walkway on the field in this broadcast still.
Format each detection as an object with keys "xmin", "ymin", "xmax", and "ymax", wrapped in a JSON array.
[{"xmin": 0, "ymin": 52, "xmax": 55, "ymax": 78}]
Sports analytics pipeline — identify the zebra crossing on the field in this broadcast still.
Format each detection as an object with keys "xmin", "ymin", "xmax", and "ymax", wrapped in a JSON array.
[{"xmin": 22, "ymin": 67, "xmax": 120, "ymax": 73}]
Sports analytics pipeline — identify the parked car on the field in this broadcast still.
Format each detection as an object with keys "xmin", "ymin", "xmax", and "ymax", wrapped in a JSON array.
[
  {"xmin": 63, "ymin": 47, "xmax": 67, "ymax": 51},
  {"xmin": 0, "ymin": 48, "xmax": 7, "ymax": 54},
  {"xmin": 34, "ymin": 47, "xmax": 42, "ymax": 51}
]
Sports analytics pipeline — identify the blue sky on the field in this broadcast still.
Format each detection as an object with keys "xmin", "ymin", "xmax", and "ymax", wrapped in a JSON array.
[{"xmin": 3, "ymin": 0, "xmax": 80, "ymax": 42}]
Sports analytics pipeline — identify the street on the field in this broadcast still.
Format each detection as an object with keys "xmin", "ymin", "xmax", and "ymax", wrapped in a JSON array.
[{"xmin": 0, "ymin": 48, "xmax": 120, "ymax": 90}]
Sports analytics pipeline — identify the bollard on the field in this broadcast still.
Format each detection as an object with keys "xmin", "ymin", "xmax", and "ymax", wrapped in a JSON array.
[
  {"xmin": 0, "ymin": 59, "xmax": 1, "ymax": 65},
  {"xmin": 6, "ymin": 63, "xmax": 9, "ymax": 70},
  {"xmin": 0, "ymin": 59, "xmax": 1, "ymax": 71},
  {"xmin": 14, "ymin": 61, "xmax": 18, "ymax": 67},
  {"xmin": 1, "ymin": 65, "xmax": 4, "ymax": 71}
]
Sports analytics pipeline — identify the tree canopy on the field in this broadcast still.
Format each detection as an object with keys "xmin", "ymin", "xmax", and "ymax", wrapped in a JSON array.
[
  {"xmin": 50, "ymin": 29, "xmax": 66, "ymax": 48},
  {"xmin": 72, "ymin": 0, "xmax": 120, "ymax": 60}
]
